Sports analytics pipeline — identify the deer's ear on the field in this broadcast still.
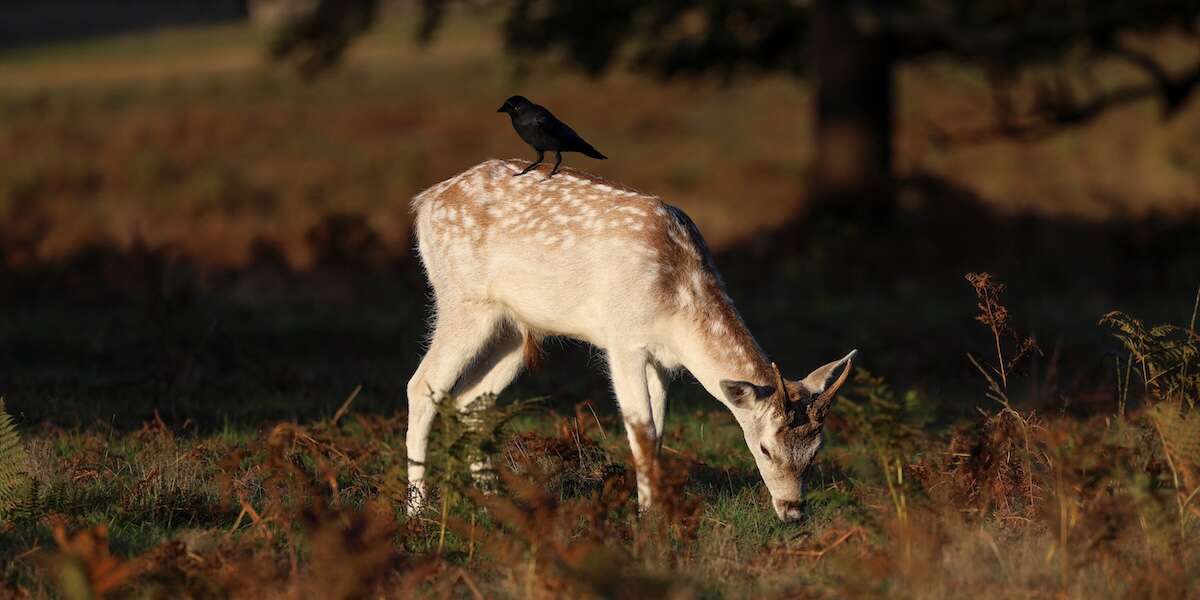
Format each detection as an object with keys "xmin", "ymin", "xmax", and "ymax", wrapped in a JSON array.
[
  {"xmin": 720, "ymin": 380, "xmax": 772, "ymax": 408},
  {"xmin": 800, "ymin": 350, "xmax": 857, "ymax": 423},
  {"xmin": 800, "ymin": 350, "xmax": 857, "ymax": 396}
]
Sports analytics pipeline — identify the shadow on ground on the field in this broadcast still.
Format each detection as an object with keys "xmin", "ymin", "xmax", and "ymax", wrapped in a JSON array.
[{"xmin": 2, "ymin": 174, "xmax": 1197, "ymax": 429}]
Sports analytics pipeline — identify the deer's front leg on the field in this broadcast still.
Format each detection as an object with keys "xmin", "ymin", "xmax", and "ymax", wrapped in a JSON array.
[{"xmin": 609, "ymin": 350, "xmax": 657, "ymax": 512}]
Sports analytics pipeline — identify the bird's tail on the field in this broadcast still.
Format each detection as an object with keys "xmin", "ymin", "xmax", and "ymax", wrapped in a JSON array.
[{"xmin": 581, "ymin": 145, "xmax": 607, "ymax": 160}]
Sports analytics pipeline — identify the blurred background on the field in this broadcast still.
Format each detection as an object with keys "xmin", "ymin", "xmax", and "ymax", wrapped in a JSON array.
[{"xmin": 2, "ymin": 0, "xmax": 1198, "ymax": 427}]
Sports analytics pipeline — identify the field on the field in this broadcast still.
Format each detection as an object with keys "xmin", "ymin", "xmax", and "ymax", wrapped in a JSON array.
[{"xmin": 2, "ymin": 6, "xmax": 1200, "ymax": 599}]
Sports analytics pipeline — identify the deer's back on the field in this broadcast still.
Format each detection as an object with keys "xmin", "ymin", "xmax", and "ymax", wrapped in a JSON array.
[{"xmin": 411, "ymin": 160, "xmax": 724, "ymax": 337}]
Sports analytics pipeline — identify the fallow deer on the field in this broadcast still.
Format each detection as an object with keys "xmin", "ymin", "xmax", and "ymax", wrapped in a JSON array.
[{"xmin": 405, "ymin": 159, "xmax": 856, "ymax": 521}]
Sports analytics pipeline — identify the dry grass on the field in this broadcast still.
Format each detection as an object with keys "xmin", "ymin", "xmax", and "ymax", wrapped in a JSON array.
[
  {"xmin": 1, "ymin": 278, "xmax": 1198, "ymax": 598},
  {"xmin": 2, "ymin": 7, "xmax": 1199, "ymax": 273}
]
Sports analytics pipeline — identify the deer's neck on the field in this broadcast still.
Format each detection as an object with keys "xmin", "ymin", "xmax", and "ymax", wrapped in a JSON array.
[{"xmin": 674, "ymin": 289, "xmax": 773, "ymax": 404}]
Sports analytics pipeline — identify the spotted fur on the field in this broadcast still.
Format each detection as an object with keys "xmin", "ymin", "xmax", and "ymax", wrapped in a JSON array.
[{"xmin": 404, "ymin": 159, "xmax": 857, "ymax": 521}]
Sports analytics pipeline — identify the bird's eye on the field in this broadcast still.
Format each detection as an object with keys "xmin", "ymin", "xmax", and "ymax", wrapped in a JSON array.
[{"xmin": 760, "ymin": 444, "xmax": 772, "ymax": 459}]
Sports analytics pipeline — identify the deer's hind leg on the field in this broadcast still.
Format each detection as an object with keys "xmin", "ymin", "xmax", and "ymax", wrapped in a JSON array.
[
  {"xmin": 405, "ymin": 304, "xmax": 505, "ymax": 514},
  {"xmin": 646, "ymin": 362, "xmax": 670, "ymax": 451},
  {"xmin": 450, "ymin": 323, "xmax": 532, "ymax": 490}
]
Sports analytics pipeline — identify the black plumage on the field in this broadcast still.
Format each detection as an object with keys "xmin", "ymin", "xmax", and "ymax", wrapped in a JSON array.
[{"xmin": 497, "ymin": 95, "xmax": 607, "ymax": 177}]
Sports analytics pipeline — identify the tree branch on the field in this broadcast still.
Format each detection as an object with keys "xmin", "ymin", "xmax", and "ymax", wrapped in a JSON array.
[
  {"xmin": 1108, "ymin": 41, "xmax": 1200, "ymax": 116},
  {"xmin": 931, "ymin": 58, "xmax": 1200, "ymax": 145}
]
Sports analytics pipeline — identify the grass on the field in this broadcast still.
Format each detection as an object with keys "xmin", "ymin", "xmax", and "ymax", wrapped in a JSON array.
[
  {"xmin": 1, "ymin": 283, "xmax": 1198, "ymax": 598},
  {"xmin": 2, "ymin": 7, "xmax": 1199, "ymax": 270},
  {"xmin": 3, "ymin": 6, "xmax": 1200, "ymax": 599}
]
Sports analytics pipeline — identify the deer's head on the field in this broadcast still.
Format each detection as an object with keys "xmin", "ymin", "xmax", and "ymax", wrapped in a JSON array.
[{"xmin": 719, "ymin": 350, "xmax": 856, "ymax": 521}]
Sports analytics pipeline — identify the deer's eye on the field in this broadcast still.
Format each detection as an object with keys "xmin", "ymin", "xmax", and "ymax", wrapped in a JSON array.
[{"xmin": 760, "ymin": 444, "xmax": 772, "ymax": 459}]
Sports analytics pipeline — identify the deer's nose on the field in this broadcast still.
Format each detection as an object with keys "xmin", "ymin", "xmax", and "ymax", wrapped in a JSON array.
[{"xmin": 773, "ymin": 498, "xmax": 804, "ymax": 522}]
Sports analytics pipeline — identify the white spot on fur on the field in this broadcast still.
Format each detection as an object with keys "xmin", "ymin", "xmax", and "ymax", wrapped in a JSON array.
[
  {"xmin": 690, "ymin": 271, "xmax": 706, "ymax": 296},
  {"xmin": 676, "ymin": 286, "xmax": 693, "ymax": 308}
]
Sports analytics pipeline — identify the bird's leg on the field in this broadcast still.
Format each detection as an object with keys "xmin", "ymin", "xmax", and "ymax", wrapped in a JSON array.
[
  {"xmin": 546, "ymin": 151, "xmax": 563, "ymax": 179},
  {"xmin": 516, "ymin": 151, "xmax": 544, "ymax": 176}
]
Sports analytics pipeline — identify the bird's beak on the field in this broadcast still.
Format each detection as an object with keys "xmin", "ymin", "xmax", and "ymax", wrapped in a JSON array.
[{"xmin": 496, "ymin": 104, "xmax": 507, "ymax": 113}]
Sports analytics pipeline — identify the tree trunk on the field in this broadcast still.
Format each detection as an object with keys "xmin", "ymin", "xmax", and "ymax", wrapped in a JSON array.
[{"xmin": 808, "ymin": 0, "xmax": 895, "ymax": 219}]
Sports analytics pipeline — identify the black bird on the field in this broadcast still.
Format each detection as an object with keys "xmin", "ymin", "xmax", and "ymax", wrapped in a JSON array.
[{"xmin": 497, "ymin": 96, "xmax": 606, "ymax": 177}]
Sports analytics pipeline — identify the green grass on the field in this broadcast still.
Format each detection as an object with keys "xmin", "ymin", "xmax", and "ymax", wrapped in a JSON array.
[
  {"xmin": 2, "ymin": 343, "xmax": 1197, "ymax": 597},
  {"xmin": 2, "ymin": 279, "xmax": 1198, "ymax": 599},
  {"xmin": 0, "ymin": 22, "xmax": 264, "ymax": 65}
]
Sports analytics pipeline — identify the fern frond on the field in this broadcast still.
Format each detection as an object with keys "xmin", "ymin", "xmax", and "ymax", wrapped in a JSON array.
[
  {"xmin": 0, "ymin": 399, "xmax": 38, "ymax": 522},
  {"xmin": 1150, "ymin": 404, "xmax": 1200, "ymax": 488},
  {"xmin": 1102, "ymin": 311, "xmax": 1200, "ymax": 409}
]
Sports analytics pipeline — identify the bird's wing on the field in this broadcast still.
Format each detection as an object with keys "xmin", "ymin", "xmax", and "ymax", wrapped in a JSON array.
[{"xmin": 533, "ymin": 107, "xmax": 592, "ymax": 149}]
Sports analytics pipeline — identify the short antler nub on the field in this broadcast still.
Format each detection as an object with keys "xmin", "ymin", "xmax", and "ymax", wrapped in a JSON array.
[{"xmin": 771, "ymin": 362, "xmax": 788, "ymax": 403}]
